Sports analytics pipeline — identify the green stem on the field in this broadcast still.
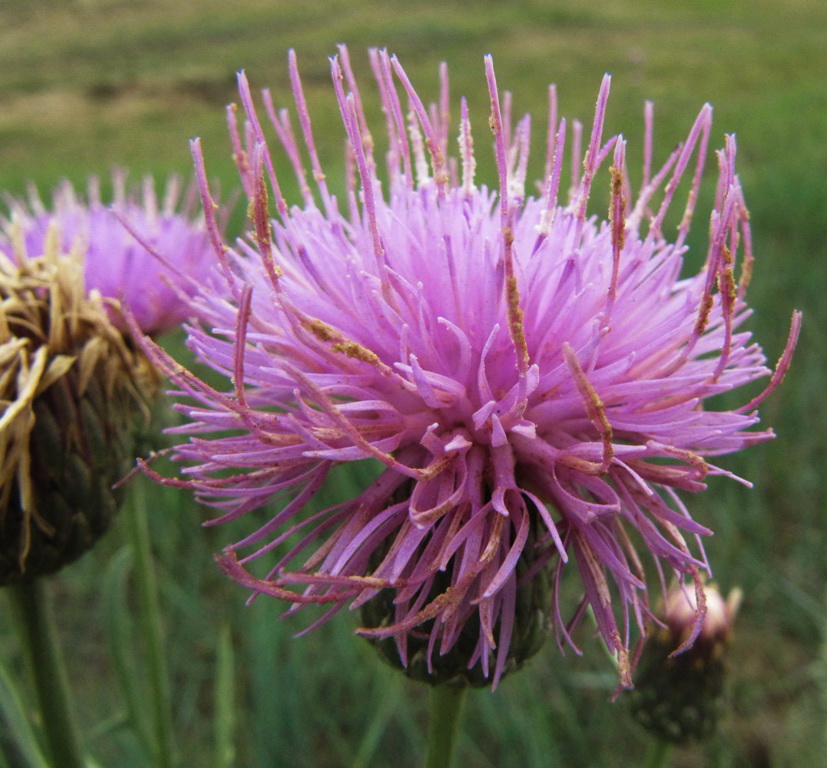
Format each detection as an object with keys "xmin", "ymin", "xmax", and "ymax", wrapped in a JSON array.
[
  {"xmin": 125, "ymin": 478, "xmax": 175, "ymax": 768},
  {"xmin": 424, "ymin": 685, "xmax": 467, "ymax": 768},
  {"xmin": 7, "ymin": 579, "xmax": 86, "ymax": 768},
  {"xmin": 212, "ymin": 625, "xmax": 235, "ymax": 768},
  {"xmin": 643, "ymin": 739, "xmax": 671, "ymax": 768}
]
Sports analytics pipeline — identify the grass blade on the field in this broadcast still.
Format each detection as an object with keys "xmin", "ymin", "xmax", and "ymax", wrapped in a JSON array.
[
  {"xmin": 102, "ymin": 547, "xmax": 154, "ymax": 760},
  {"xmin": 0, "ymin": 661, "xmax": 51, "ymax": 768},
  {"xmin": 123, "ymin": 478, "xmax": 176, "ymax": 768}
]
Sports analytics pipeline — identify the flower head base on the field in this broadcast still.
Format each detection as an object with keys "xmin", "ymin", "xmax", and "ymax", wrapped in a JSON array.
[
  {"xmin": 143, "ymin": 48, "xmax": 800, "ymax": 688},
  {"xmin": 1, "ymin": 172, "xmax": 213, "ymax": 336},
  {"xmin": 0, "ymin": 228, "xmax": 159, "ymax": 584}
]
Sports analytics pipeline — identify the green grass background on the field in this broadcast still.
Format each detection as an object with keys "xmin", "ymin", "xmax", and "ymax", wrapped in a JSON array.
[{"xmin": 1, "ymin": 0, "xmax": 825, "ymax": 766}]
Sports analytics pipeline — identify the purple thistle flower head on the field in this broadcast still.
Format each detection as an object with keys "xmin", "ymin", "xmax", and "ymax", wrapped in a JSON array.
[
  {"xmin": 143, "ymin": 47, "xmax": 800, "ymax": 688},
  {"xmin": 1, "ymin": 171, "xmax": 214, "ymax": 336}
]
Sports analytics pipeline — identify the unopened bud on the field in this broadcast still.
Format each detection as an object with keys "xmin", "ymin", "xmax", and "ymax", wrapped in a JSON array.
[{"xmin": 629, "ymin": 582, "xmax": 741, "ymax": 743}]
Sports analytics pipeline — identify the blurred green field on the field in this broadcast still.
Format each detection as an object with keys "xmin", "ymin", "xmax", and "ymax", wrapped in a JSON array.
[{"xmin": 1, "ymin": 1, "xmax": 825, "ymax": 766}]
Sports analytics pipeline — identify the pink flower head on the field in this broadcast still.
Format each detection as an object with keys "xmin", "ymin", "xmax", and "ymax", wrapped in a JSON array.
[
  {"xmin": 143, "ymin": 48, "xmax": 800, "ymax": 688},
  {"xmin": 1, "ymin": 172, "xmax": 214, "ymax": 335}
]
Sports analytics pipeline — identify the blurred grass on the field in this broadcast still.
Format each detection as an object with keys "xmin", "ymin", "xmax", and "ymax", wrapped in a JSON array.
[{"xmin": 1, "ymin": 0, "xmax": 826, "ymax": 766}]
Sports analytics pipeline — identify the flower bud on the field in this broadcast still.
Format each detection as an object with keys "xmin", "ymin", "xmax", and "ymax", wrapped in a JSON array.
[{"xmin": 629, "ymin": 582, "xmax": 742, "ymax": 743}]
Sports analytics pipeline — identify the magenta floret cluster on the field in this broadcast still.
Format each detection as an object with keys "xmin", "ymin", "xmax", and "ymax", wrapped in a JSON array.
[
  {"xmin": 1, "ymin": 172, "xmax": 213, "ymax": 335},
  {"xmin": 143, "ymin": 48, "xmax": 799, "ymax": 686}
]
